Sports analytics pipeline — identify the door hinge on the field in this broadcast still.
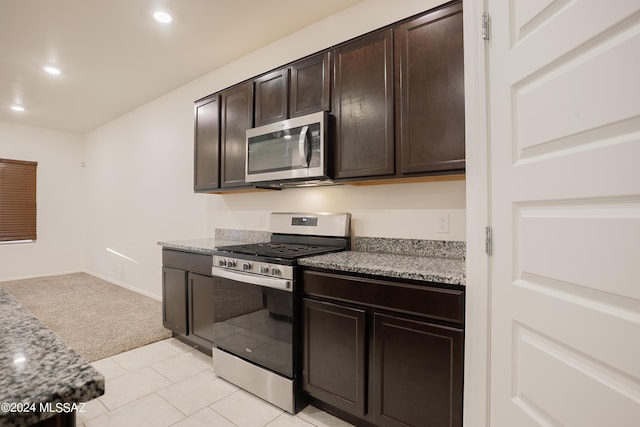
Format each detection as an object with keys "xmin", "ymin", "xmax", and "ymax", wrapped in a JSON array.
[
  {"xmin": 482, "ymin": 13, "xmax": 490, "ymax": 41},
  {"xmin": 485, "ymin": 226, "xmax": 492, "ymax": 255}
]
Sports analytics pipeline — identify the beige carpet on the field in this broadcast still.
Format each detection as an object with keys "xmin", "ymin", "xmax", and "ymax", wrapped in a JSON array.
[{"xmin": 1, "ymin": 272, "xmax": 172, "ymax": 362}]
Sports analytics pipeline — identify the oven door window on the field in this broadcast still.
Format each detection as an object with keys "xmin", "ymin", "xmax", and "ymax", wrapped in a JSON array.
[{"xmin": 213, "ymin": 276, "xmax": 293, "ymax": 378}]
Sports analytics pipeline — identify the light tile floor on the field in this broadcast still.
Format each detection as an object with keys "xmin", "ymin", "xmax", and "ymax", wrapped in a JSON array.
[{"xmin": 79, "ymin": 338, "xmax": 354, "ymax": 427}]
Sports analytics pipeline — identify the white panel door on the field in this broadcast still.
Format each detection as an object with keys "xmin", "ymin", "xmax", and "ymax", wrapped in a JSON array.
[{"xmin": 487, "ymin": 1, "xmax": 640, "ymax": 426}]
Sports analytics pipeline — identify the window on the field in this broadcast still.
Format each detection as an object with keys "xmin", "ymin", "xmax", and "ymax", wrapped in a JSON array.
[{"xmin": 0, "ymin": 158, "xmax": 37, "ymax": 242}]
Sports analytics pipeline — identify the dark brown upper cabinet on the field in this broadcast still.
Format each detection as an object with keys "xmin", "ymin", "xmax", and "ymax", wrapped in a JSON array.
[
  {"xmin": 395, "ymin": 1, "xmax": 465, "ymax": 175},
  {"xmin": 333, "ymin": 29, "xmax": 395, "ymax": 179},
  {"xmin": 220, "ymin": 81, "xmax": 254, "ymax": 189},
  {"xmin": 254, "ymin": 69, "xmax": 289, "ymax": 127},
  {"xmin": 193, "ymin": 94, "xmax": 220, "ymax": 192},
  {"xmin": 290, "ymin": 52, "xmax": 331, "ymax": 118},
  {"xmin": 193, "ymin": 1, "xmax": 465, "ymax": 192},
  {"xmin": 254, "ymin": 52, "xmax": 331, "ymax": 127}
]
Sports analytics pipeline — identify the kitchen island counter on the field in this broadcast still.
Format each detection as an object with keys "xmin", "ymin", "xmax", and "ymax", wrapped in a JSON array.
[{"xmin": 0, "ymin": 288, "xmax": 104, "ymax": 427}]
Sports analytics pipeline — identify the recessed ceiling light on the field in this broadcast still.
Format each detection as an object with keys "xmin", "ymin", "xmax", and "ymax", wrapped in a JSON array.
[
  {"xmin": 44, "ymin": 66, "xmax": 61, "ymax": 75},
  {"xmin": 153, "ymin": 11, "xmax": 172, "ymax": 23},
  {"xmin": 11, "ymin": 105, "xmax": 25, "ymax": 112}
]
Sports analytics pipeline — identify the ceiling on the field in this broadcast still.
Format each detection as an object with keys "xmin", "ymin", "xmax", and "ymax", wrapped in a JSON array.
[{"xmin": 0, "ymin": 0, "xmax": 362, "ymax": 133}]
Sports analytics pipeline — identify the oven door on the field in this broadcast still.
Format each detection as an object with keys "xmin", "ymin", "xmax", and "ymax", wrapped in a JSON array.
[
  {"xmin": 245, "ymin": 111, "xmax": 327, "ymax": 183},
  {"xmin": 210, "ymin": 267, "xmax": 293, "ymax": 378}
]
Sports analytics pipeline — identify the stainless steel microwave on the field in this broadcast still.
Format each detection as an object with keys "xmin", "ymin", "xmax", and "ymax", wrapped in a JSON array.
[{"xmin": 245, "ymin": 111, "xmax": 329, "ymax": 185}]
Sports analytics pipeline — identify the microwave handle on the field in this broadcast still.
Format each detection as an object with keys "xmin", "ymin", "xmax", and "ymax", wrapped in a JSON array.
[{"xmin": 298, "ymin": 126, "xmax": 311, "ymax": 167}]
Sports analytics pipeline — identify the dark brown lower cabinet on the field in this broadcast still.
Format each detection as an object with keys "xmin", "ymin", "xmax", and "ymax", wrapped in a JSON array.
[
  {"xmin": 303, "ymin": 299, "xmax": 366, "ymax": 417},
  {"xmin": 162, "ymin": 267, "xmax": 188, "ymax": 334},
  {"xmin": 374, "ymin": 314, "xmax": 463, "ymax": 427},
  {"xmin": 302, "ymin": 269, "xmax": 464, "ymax": 427},
  {"xmin": 162, "ymin": 249, "xmax": 214, "ymax": 354}
]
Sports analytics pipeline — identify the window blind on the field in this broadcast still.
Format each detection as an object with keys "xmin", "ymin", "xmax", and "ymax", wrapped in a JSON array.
[{"xmin": 0, "ymin": 158, "xmax": 37, "ymax": 242}]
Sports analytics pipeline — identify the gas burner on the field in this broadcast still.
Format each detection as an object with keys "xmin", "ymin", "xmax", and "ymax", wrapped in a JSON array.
[{"xmin": 214, "ymin": 242, "xmax": 342, "ymax": 260}]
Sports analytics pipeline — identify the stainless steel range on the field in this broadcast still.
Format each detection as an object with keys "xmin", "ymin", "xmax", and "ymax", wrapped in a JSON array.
[{"xmin": 210, "ymin": 212, "xmax": 351, "ymax": 413}]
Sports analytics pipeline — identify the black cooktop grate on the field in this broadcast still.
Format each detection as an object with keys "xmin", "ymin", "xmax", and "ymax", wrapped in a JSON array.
[{"xmin": 214, "ymin": 242, "xmax": 339, "ymax": 260}]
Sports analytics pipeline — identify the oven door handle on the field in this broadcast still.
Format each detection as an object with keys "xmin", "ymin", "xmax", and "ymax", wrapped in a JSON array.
[{"xmin": 211, "ymin": 267, "xmax": 293, "ymax": 292}]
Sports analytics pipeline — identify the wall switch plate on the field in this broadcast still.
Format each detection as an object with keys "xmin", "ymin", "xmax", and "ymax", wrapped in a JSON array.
[{"xmin": 437, "ymin": 213, "xmax": 450, "ymax": 233}]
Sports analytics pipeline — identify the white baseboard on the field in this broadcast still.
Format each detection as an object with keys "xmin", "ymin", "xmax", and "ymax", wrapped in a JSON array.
[
  {"xmin": 0, "ymin": 270, "xmax": 162, "ymax": 302},
  {"xmin": 84, "ymin": 271, "xmax": 162, "ymax": 301},
  {"xmin": 0, "ymin": 270, "xmax": 83, "ymax": 283}
]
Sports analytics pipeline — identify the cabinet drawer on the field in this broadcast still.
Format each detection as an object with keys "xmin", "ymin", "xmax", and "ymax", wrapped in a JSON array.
[
  {"xmin": 303, "ymin": 270, "xmax": 464, "ymax": 325},
  {"xmin": 162, "ymin": 249, "xmax": 213, "ymax": 276}
]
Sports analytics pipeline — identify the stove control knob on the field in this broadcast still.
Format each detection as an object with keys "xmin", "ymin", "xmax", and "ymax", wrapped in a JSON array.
[
  {"xmin": 242, "ymin": 262, "xmax": 252, "ymax": 271},
  {"xmin": 260, "ymin": 265, "xmax": 270, "ymax": 274},
  {"xmin": 218, "ymin": 259, "xmax": 227, "ymax": 267},
  {"xmin": 271, "ymin": 267, "xmax": 281, "ymax": 276},
  {"xmin": 227, "ymin": 259, "xmax": 237, "ymax": 268}
]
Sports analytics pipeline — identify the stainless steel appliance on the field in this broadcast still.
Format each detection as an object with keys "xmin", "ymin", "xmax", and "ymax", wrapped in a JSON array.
[
  {"xmin": 245, "ymin": 111, "xmax": 331, "ymax": 186},
  {"xmin": 211, "ymin": 212, "xmax": 351, "ymax": 413}
]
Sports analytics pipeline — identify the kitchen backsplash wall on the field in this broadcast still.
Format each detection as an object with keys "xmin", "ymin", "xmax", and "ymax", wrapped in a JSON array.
[
  {"xmin": 214, "ymin": 228, "xmax": 466, "ymax": 260},
  {"xmin": 214, "ymin": 229, "xmax": 270, "ymax": 243},
  {"xmin": 208, "ymin": 180, "xmax": 466, "ymax": 242},
  {"xmin": 354, "ymin": 237, "xmax": 466, "ymax": 259}
]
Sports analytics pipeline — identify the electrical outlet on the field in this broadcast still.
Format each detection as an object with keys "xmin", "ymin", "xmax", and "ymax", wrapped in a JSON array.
[{"xmin": 437, "ymin": 213, "xmax": 450, "ymax": 233}]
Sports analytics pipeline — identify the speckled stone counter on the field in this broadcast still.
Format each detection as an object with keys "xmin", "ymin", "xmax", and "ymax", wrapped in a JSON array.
[
  {"xmin": 157, "ymin": 238, "xmax": 226, "ymax": 254},
  {"xmin": 354, "ymin": 236, "xmax": 465, "ymax": 260},
  {"xmin": 0, "ymin": 288, "xmax": 104, "ymax": 427},
  {"xmin": 158, "ymin": 232, "xmax": 466, "ymax": 286},
  {"xmin": 157, "ymin": 229, "xmax": 271, "ymax": 255},
  {"xmin": 299, "ymin": 236, "xmax": 465, "ymax": 285},
  {"xmin": 298, "ymin": 251, "xmax": 466, "ymax": 285}
]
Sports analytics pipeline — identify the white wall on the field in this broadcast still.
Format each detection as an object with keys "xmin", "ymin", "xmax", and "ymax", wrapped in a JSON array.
[
  {"xmin": 81, "ymin": 0, "xmax": 464, "ymax": 299},
  {"xmin": 0, "ymin": 122, "xmax": 85, "ymax": 280},
  {"xmin": 207, "ymin": 181, "xmax": 466, "ymax": 241},
  {"xmin": 82, "ymin": 92, "xmax": 210, "ymax": 298}
]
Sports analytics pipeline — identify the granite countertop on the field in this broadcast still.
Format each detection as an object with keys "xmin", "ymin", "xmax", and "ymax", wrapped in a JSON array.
[
  {"xmin": 157, "ymin": 238, "xmax": 225, "ymax": 255},
  {"xmin": 158, "ymin": 230, "xmax": 272, "ymax": 255},
  {"xmin": 158, "ymin": 231, "xmax": 466, "ymax": 286},
  {"xmin": 0, "ymin": 288, "xmax": 104, "ymax": 427},
  {"xmin": 157, "ymin": 238, "xmax": 265, "ymax": 255},
  {"xmin": 298, "ymin": 251, "xmax": 466, "ymax": 286}
]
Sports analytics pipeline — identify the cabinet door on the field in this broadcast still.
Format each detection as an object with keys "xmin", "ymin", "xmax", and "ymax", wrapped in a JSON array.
[
  {"xmin": 220, "ymin": 81, "xmax": 254, "ymax": 188},
  {"xmin": 333, "ymin": 29, "xmax": 394, "ymax": 179},
  {"xmin": 290, "ymin": 52, "xmax": 331, "ymax": 118},
  {"xmin": 193, "ymin": 94, "xmax": 220, "ymax": 191},
  {"xmin": 373, "ymin": 313, "xmax": 463, "ymax": 427},
  {"xmin": 162, "ymin": 267, "xmax": 188, "ymax": 334},
  {"xmin": 254, "ymin": 69, "xmax": 289, "ymax": 126},
  {"xmin": 303, "ymin": 298, "xmax": 367, "ymax": 417},
  {"xmin": 395, "ymin": 2, "xmax": 465, "ymax": 174},
  {"xmin": 188, "ymin": 272, "xmax": 214, "ymax": 346}
]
